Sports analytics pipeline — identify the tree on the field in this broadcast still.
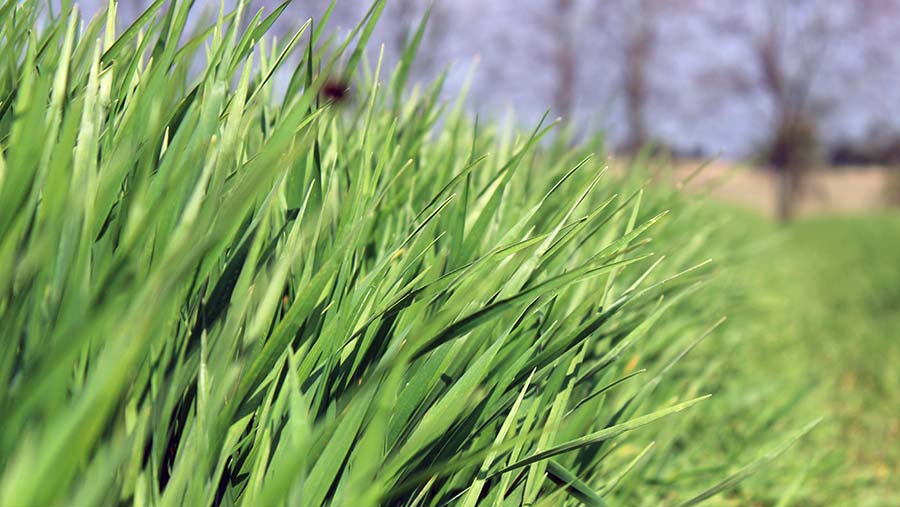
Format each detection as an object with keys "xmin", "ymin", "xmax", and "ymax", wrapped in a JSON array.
[
  {"xmin": 694, "ymin": 0, "xmax": 848, "ymax": 220},
  {"xmin": 551, "ymin": 0, "xmax": 577, "ymax": 121},
  {"xmin": 589, "ymin": 0, "xmax": 661, "ymax": 152},
  {"xmin": 619, "ymin": 0, "xmax": 658, "ymax": 152}
]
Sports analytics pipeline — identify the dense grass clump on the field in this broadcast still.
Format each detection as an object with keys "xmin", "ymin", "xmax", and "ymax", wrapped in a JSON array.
[{"xmin": 0, "ymin": 2, "xmax": 814, "ymax": 505}]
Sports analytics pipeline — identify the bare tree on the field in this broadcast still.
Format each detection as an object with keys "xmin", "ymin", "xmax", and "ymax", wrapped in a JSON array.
[
  {"xmin": 693, "ymin": 0, "xmax": 847, "ymax": 220},
  {"xmin": 758, "ymin": 5, "xmax": 822, "ymax": 219},
  {"xmin": 551, "ymin": 0, "xmax": 577, "ymax": 121},
  {"xmin": 511, "ymin": 0, "xmax": 581, "ymax": 126},
  {"xmin": 591, "ymin": 0, "xmax": 661, "ymax": 153},
  {"xmin": 620, "ymin": 0, "xmax": 658, "ymax": 152}
]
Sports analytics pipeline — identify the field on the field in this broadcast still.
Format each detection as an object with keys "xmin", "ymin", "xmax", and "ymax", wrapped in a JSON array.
[
  {"xmin": 655, "ymin": 203, "xmax": 900, "ymax": 506},
  {"xmin": 644, "ymin": 160, "xmax": 893, "ymax": 217},
  {"xmin": 744, "ymin": 213, "xmax": 900, "ymax": 506},
  {"xmin": 1, "ymin": 2, "xmax": 898, "ymax": 506}
]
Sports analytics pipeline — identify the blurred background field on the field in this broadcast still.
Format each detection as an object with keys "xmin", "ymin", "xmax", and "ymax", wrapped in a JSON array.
[
  {"xmin": 23, "ymin": 1, "xmax": 900, "ymax": 505},
  {"xmin": 674, "ymin": 202, "xmax": 900, "ymax": 506}
]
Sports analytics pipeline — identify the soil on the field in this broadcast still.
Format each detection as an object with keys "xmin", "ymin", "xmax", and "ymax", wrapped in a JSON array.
[{"xmin": 660, "ymin": 160, "xmax": 897, "ymax": 217}]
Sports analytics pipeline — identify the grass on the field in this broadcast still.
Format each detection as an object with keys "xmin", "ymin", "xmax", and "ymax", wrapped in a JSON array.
[
  {"xmin": 746, "ymin": 214, "xmax": 900, "ymax": 507},
  {"xmin": 623, "ymin": 205, "xmax": 900, "ymax": 507},
  {"xmin": 4, "ymin": 1, "xmax": 892, "ymax": 506}
]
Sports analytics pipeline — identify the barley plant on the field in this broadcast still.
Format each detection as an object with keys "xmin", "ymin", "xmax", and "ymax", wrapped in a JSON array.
[{"xmin": 0, "ymin": 1, "xmax": 813, "ymax": 506}]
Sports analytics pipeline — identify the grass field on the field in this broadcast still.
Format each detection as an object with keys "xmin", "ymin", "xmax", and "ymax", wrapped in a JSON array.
[
  {"xmin": 751, "ymin": 213, "xmax": 900, "ymax": 507},
  {"xmin": 0, "ymin": 2, "xmax": 897, "ymax": 506},
  {"xmin": 656, "ymin": 204, "xmax": 900, "ymax": 507}
]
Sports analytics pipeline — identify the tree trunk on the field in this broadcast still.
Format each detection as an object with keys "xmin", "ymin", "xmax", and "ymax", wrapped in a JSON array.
[
  {"xmin": 553, "ymin": 0, "xmax": 576, "ymax": 121},
  {"xmin": 622, "ymin": 13, "xmax": 652, "ymax": 152},
  {"xmin": 775, "ymin": 165, "xmax": 801, "ymax": 222}
]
